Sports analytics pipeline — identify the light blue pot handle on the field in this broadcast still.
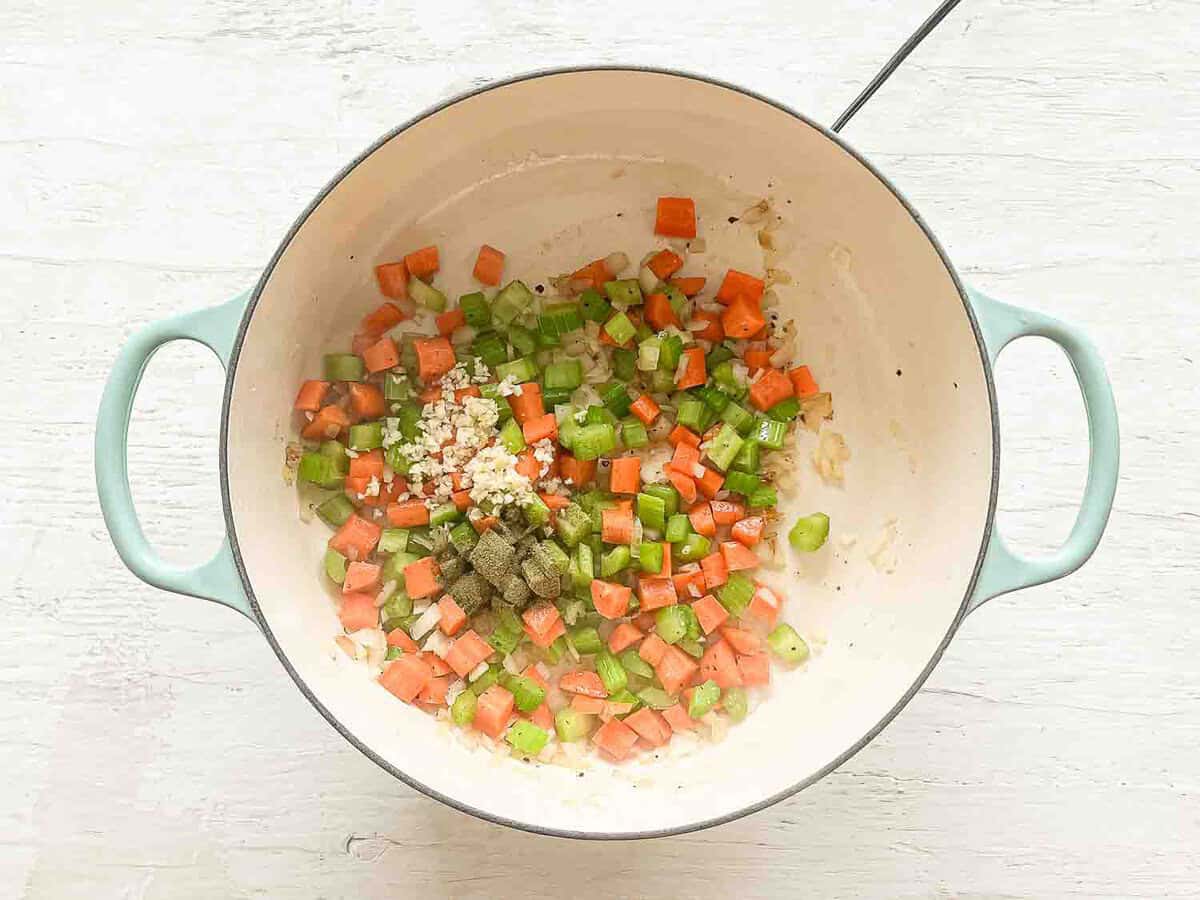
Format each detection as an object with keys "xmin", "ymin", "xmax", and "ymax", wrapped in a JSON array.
[
  {"xmin": 966, "ymin": 287, "xmax": 1119, "ymax": 613},
  {"xmin": 95, "ymin": 293, "xmax": 254, "ymax": 619}
]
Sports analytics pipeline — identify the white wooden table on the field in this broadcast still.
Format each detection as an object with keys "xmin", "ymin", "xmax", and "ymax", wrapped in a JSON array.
[{"xmin": 4, "ymin": 1, "xmax": 1197, "ymax": 896}]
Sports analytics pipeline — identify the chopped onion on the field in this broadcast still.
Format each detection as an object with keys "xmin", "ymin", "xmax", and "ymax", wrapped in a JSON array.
[
  {"xmin": 638, "ymin": 265, "xmax": 659, "ymax": 295},
  {"xmin": 689, "ymin": 237, "xmax": 706, "ymax": 254},
  {"xmin": 468, "ymin": 661, "xmax": 490, "ymax": 681},
  {"xmin": 604, "ymin": 251, "xmax": 629, "ymax": 275},
  {"xmin": 450, "ymin": 325, "xmax": 475, "ymax": 346},
  {"xmin": 423, "ymin": 630, "xmax": 453, "ymax": 659},
  {"xmin": 410, "ymin": 604, "xmax": 443, "ymax": 639},
  {"xmin": 637, "ymin": 341, "xmax": 660, "ymax": 371}
]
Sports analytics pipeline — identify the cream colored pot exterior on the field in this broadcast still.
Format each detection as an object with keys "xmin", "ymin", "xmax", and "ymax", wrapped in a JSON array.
[{"xmin": 222, "ymin": 70, "xmax": 995, "ymax": 837}]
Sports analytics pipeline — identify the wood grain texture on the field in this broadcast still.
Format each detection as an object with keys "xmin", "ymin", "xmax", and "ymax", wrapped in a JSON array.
[{"xmin": 3, "ymin": 0, "xmax": 1197, "ymax": 896}]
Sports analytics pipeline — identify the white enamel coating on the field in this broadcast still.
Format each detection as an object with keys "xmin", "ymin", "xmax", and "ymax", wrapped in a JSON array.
[{"xmin": 225, "ymin": 70, "xmax": 995, "ymax": 837}]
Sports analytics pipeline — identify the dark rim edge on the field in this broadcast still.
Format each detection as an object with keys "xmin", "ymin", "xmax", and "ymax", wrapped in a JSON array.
[{"xmin": 218, "ymin": 65, "xmax": 1000, "ymax": 841}]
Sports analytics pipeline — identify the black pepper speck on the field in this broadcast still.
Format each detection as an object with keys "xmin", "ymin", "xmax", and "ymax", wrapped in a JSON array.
[
  {"xmin": 535, "ymin": 284, "xmax": 545, "ymax": 294},
  {"xmin": 727, "ymin": 216, "xmax": 739, "ymax": 224}
]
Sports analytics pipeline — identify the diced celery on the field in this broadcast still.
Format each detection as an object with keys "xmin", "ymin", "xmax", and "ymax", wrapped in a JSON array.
[
  {"xmin": 492, "ymin": 280, "xmax": 535, "ymax": 325},
  {"xmin": 706, "ymin": 343, "xmax": 735, "ymax": 368},
  {"xmin": 316, "ymin": 494, "xmax": 355, "ymax": 528},
  {"xmin": 712, "ymin": 359, "xmax": 742, "ymax": 392},
  {"xmin": 580, "ymin": 288, "xmax": 612, "ymax": 323},
  {"xmin": 568, "ymin": 624, "xmax": 604, "ymax": 655},
  {"xmin": 458, "ymin": 291, "xmax": 491, "ymax": 329},
  {"xmin": 430, "ymin": 502, "xmax": 461, "ymax": 527},
  {"xmin": 706, "ymin": 423, "xmax": 745, "ymax": 471},
  {"xmin": 555, "ymin": 707, "xmax": 592, "ymax": 742},
  {"xmin": 693, "ymin": 384, "xmax": 729, "ymax": 412},
  {"xmin": 450, "ymin": 689, "xmax": 477, "ymax": 725},
  {"xmin": 642, "ymin": 483, "xmax": 679, "ymax": 519},
  {"xmin": 724, "ymin": 470, "xmax": 761, "ymax": 497},
  {"xmin": 380, "ymin": 550, "xmax": 421, "ymax": 588},
  {"xmin": 603, "ymin": 279, "xmax": 643, "ymax": 307},
  {"xmin": 655, "ymin": 605, "xmax": 690, "ymax": 644},
  {"xmin": 501, "ymin": 674, "xmax": 547, "ymax": 713},
  {"xmin": 572, "ymin": 423, "xmax": 617, "ymax": 460},
  {"xmin": 472, "ymin": 331, "xmax": 509, "ymax": 367},
  {"xmin": 607, "ymin": 687, "xmax": 642, "ymax": 712},
  {"xmin": 381, "ymin": 590, "xmax": 412, "ymax": 625},
  {"xmin": 604, "ymin": 311, "xmax": 636, "ymax": 345},
  {"xmin": 448, "ymin": 521, "xmax": 478, "ymax": 554},
  {"xmin": 719, "ymin": 402, "xmax": 755, "ymax": 435},
  {"xmin": 722, "ymin": 686, "xmax": 748, "ymax": 721},
  {"xmin": 348, "ymin": 422, "xmax": 383, "ymax": 451},
  {"xmin": 619, "ymin": 649, "xmax": 654, "ymax": 679},
  {"xmin": 383, "ymin": 372, "xmax": 412, "ymax": 402},
  {"xmin": 494, "ymin": 356, "xmax": 538, "ymax": 384},
  {"xmin": 688, "ymin": 679, "xmax": 721, "ymax": 719},
  {"xmin": 768, "ymin": 623, "xmax": 810, "ymax": 664},
  {"xmin": 298, "ymin": 452, "xmax": 344, "ymax": 488},
  {"xmin": 663, "ymin": 284, "xmax": 689, "ymax": 316},
  {"xmin": 555, "ymin": 503, "xmax": 592, "ymax": 548},
  {"xmin": 620, "ymin": 416, "xmax": 649, "ymax": 449},
  {"xmin": 557, "ymin": 412, "xmax": 581, "ymax": 451},
  {"xmin": 732, "ymin": 438, "xmax": 760, "ymax": 474},
  {"xmin": 384, "ymin": 647, "xmax": 403, "ymax": 661},
  {"xmin": 523, "ymin": 493, "xmax": 551, "ymax": 528},
  {"xmin": 676, "ymin": 532, "xmax": 711, "ymax": 563},
  {"xmin": 768, "ymin": 396, "xmax": 802, "ymax": 421},
  {"xmin": 378, "ymin": 527, "xmax": 410, "ymax": 554},
  {"xmin": 469, "ymin": 664, "xmax": 501, "ymax": 696},
  {"xmin": 636, "ymin": 687, "xmax": 676, "ymax": 710},
  {"xmin": 612, "ymin": 348, "xmax": 637, "ymax": 382},
  {"xmin": 542, "ymin": 386, "xmax": 572, "ymax": 407},
  {"xmin": 499, "ymin": 416, "xmax": 526, "ymax": 453},
  {"xmin": 570, "ymin": 542, "xmax": 595, "ymax": 590},
  {"xmin": 539, "ymin": 302, "xmax": 584, "ymax": 336},
  {"xmin": 636, "ymin": 492, "xmax": 667, "ymax": 531},
  {"xmin": 752, "ymin": 416, "xmax": 788, "ymax": 450},
  {"xmin": 649, "ymin": 369, "xmax": 675, "ymax": 394},
  {"xmin": 716, "ymin": 573, "xmax": 755, "ymax": 617},
  {"xmin": 634, "ymin": 323, "xmax": 654, "ymax": 343},
  {"xmin": 543, "ymin": 359, "xmax": 583, "ymax": 391},
  {"xmin": 676, "ymin": 396, "xmax": 707, "ymax": 431},
  {"xmin": 601, "ymin": 545, "xmax": 631, "ymax": 576},
  {"xmin": 638, "ymin": 541, "xmax": 664, "ymax": 573},
  {"xmin": 665, "ymin": 513, "xmax": 691, "ymax": 543},
  {"xmin": 408, "ymin": 276, "xmax": 447, "ymax": 312},
  {"xmin": 586, "ymin": 404, "xmax": 617, "ymax": 426},
  {"xmin": 506, "ymin": 720, "xmax": 549, "ymax": 756},
  {"xmin": 595, "ymin": 651, "xmax": 628, "ymax": 694},
  {"xmin": 658, "ymin": 333, "xmax": 683, "ymax": 373},
  {"xmin": 637, "ymin": 336, "xmax": 661, "ymax": 371},
  {"xmin": 508, "ymin": 322, "xmax": 538, "ymax": 358},
  {"xmin": 748, "ymin": 485, "xmax": 778, "ymax": 508},
  {"xmin": 789, "ymin": 512, "xmax": 830, "ymax": 551},
  {"xmin": 323, "ymin": 353, "xmax": 364, "ymax": 382},
  {"xmin": 323, "ymin": 548, "xmax": 347, "ymax": 584},
  {"xmin": 536, "ymin": 329, "xmax": 561, "ymax": 350}
]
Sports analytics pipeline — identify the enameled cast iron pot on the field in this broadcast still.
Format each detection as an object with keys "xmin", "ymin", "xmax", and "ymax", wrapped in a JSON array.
[{"xmin": 96, "ymin": 69, "xmax": 1119, "ymax": 839}]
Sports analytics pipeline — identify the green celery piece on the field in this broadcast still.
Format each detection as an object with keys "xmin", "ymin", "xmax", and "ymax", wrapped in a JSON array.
[
  {"xmin": 568, "ymin": 624, "xmax": 604, "ymax": 655},
  {"xmin": 768, "ymin": 396, "xmax": 802, "ymax": 421},
  {"xmin": 655, "ymin": 605, "xmax": 689, "ymax": 644},
  {"xmin": 408, "ymin": 276, "xmax": 447, "ymax": 312},
  {"xmin": 448, "ymin": 521, "xmax": 478, "ymax": 555},
  {"xmin": 676, "ymin": 532, "xmax": 711, "ymax": 563},
  {"xmin": 706, "ymin": 423, "xmax": 745, "ymax": 471},
  {"xmin": 579, "ymin": 288, "xmax": 611, "ymax": 323},
  {"xmin": 676, "ymin": 396, "xmax": 707, "ymax": 431},
  {"xmin": 451, "ymin": 690, "xmax": 478, "ymax": 725},
  {"xmin": 555, "ymin": 503, "xmax": 592, "ymax": 548},
  {"xmin": 542, "ymin": 385, "xmax": 572, "ymax": 407},
  {"xmin": 788, "ymin": 513, "xmax": 830, "ymax": 551},
  {"xmin": 768, "ymin": 623, "xmax": 810, "ymax": 664},
  {"xmin": 620, "ymin": 416, "xmax": 649, "ymax": 449},
  {"xmin": 539, "ymin": 301, "xmax": 584, "ymax": 336},
  {"xmin": 637, "ymin": 687, "xmax": 676, "ymax": 710},
  {"xmin": 665, "ymin": 513, "xmax": 691, "ymax": 543},
  {"xmin": 380, "ymin": 550, "xmax": 421, "ymax": 589},
  {"xmin": 491, "ymin": 280, "xmax": 536, "ymax": 325},
  {"xmin": 316, "ymin": 494, "xmax": 355, "ymax": 528},
  {"xmin": 604, "ymin": 311, "xmax": 636, "ymax": 346},
  {"xmin": 472, "ymin": 331, "xmax": 509, "ymax": 367},
  {"xmin": 430, "ymin": 502, "xmax": 461, "ymax": 527},
  {"xmin": 688, "ymin": 680, "xmax": 721, "ymax": 719},
  {"xmin": 599, "ymin": 381, "xmax": 633, "ymax": 417},
  {"xmin": 612, "ymin": 348, "xmax": 637, "ymax": 382},
  {"xmin": 732, "ymin": 438, "xmax": 760, "ymax": 474},
  {"xmin": 722, "ymin": 686, "xmax": 748, "ymax": 721},
  {"xmin": 383, "ymin": 372, "xmax": 413, "ymax": 402},
  {"xmin": 619, "ymin": 649, "xmax": 654, "ymax": 679},
  {"xmin": 494, "ymin": 356, "xmax": 538, "ymax": 384},
  {"xmin": 499, "ymin": 416, "xmax": 526, "ymax": 453},
  {"xmin": 595, "ymin": 651, "xmax": 628, "ymax": 694},
  {"xmin": 508, "ymin": 323, "xmax": 538, "ymax": 358},
  {"xmin": 570, "ymin": 542, "xmax": 595, "ymax": 591},
  {"xmin": 642, "ymin": 483, "xmax": 679, "ymax": 518},
  {"xmin": 555, "ymin": 707, "xmax": 592, "ymax": 742},
  {"xmin": 502, "ymin": 673, "xmax": 547, "ymax": 713},
  {"xmin": 572, "ymin": 423, "xmax": 617, "ymax": 461},
  {"xmin": 458, "ymin": 291, "xmax": 491, "ymax": 329},
  {"xmin": 298, "ymin": 452, "xmax": 344, "ymax": 488},
  {"xmin": 648, "ymin": 369, "xmax": 675, "ymax": 394},
  {"xmin": 693, "ymin": 383, "xmax": 729, "ymax": 412},
  {"xmin": 543, "ymin": 359, "xmax": 583, "ymax": 391},
  {"xmin": 663, "ymin": 284, "xmax": 689, "ymax": 316},
  {"xmin": 752, "ymin": 416, "xmax": 788, "ymax": 450},
  {"xmin": 323, "ymin": 353, "xmax": 364, "ymax": 382},
  {"xmin": 506, "ymin": 720, "xmax": 549, "ymax": 756},
  {"xmin": 748, "ymin": 485, "xmax": 778, "ymax": 508},
  {"xmin": 523, "ymin": 493, "xmax": 552, "ymax": 528},
  {"xmin": 378, "ymin": 527, "xmax": 410, "ymax": 554},
  {"xmin": 603, "ymin": 279, "xmax": 643, "ymax": 307},
  {"xmin": 658, "ymin": 333, "xmax": 683, "ymax": 373},
  {"xmin": 716, "ymin": 573, "xmax": 755, "ymax": 617},
  {"xmin": 586, "ymin": 404, "xmax": 617, "ymax": 426},
  {"xmin": 719, "ymin": 402, "xmax": 755, "ymax": 435},
  {"xmin": 638, "ymin": 541, "xmax": 664, "ymax": 573},
  {"xmin": 469, "ymin": 665, "xmax": 502, "ymax": 696},
  {"xmin": 323, "ymin": 548, "xmax": 347, "ymax": 584},
  {"xmin": 636, "ymin": 492, "xmax": 667, "ymax": 531},
  {"xmin": 600, "ymin": 545, "xmax": 631, "ymax": 576},
  {"xmin": 724, "ymin": 470, "xmax": 761, "ymax": 497}
]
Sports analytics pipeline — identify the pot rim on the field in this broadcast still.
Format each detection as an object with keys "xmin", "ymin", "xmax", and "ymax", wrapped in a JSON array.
[{"xmin": 219, "ymin": 65, "xmax": 999, "ymax": 840}]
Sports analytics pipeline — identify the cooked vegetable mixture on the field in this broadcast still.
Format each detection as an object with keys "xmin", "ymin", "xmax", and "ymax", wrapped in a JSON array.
[{"xmin": 290, "ymin": 196, "xmax": 833, "ymax": 762}]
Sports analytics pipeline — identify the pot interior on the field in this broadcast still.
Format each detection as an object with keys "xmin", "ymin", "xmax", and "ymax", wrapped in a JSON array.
[{"xmin": 225, "ymin": 70, "xmax": 994, "ymax": 836}]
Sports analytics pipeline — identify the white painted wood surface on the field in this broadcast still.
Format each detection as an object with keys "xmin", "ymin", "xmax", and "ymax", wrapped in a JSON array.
[{"xmin": 3, "ymin": 0, "xmax": 1197, "ymax": 896}]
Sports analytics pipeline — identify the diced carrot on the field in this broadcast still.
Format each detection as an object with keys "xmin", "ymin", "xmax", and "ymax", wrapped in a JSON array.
[
  {"xmin": 624, "ymin": 707, "xmax": 672, "ymax": 747},
  {"xmin": 747, "ymin": 584, "xmax": 782, "ymax": 626},
  {"xmin": 688, "ymin": 501, "xmax": 717, "ymax": 537},
  {"xmin": 737, "ymin": 652, "xmax": 771, "ymax": 686},
  {"xmin": 445, "ymin": 629, "xmax": 493, "ymax": 678},
  {"xmin": 591, "ymin": 579, "xmax": 632, "ymax": 619},
  {"xmin": 721, "ymin": 540, "xmax": 760, "ymax": 571},
  {"xmin": 345, "ymin": 383, "xmax": 384, "ymax": 419},
  {"xmin": 362, "ymin": 336, "xmax": 400, "ymax": 374},
  {"xmin": 404, "ymin": 245, "xmax": 439, "ymax": 279},
  {"xmin": 386, "ymin": 499, "xmax": 430, "ymax": 527},
  {"xmin": 559, "ymin": 454, "xmax": 596, "ymax": 487},
  {"xmin": 669, "ymin": 276, "xmax": 706, "ymax": 297},
  {"xmin": 789, "ymin": 365, "xmax": 820, "ymax": 397},
  {"xmin": 507, "ymin": 382, "xmax": 544, "ymax": 425},
  {"xmin": 436, "ymin": 308, "xmax": 466, "ymax": 336},
  {"xmin": 527, "ymin": 616, "xmax": 566, "ymax": 649},
  {"xmin": 455, "ymin": 386, "xmax": 482, "ymax": 402},
  {"xmin": 471, "ymin": 515, "xmax": 499, "ymax": 534},
  {"xmin": 342, "ymin": 561, "xmax": 382, "ymax": 595},
  {"xmin": 607, "ymin": 622, "xmax": 644, "ymax": 654},
  {"xmin": 360, "ymin": 301, "xmax": 407, "ymax": 338},
  {"xmin": 721, "ymin": 626, "xmax": 762, "ymax": 655},
  {"xmin": 474, "ymin": 685, "xmax": 515, "ymax": 738},
  {"xmin": 348, "ymin": 448, "xmax": 384, "ymax": 480},
  {"xmin": 473, "ymin": 244, "xmax": 505, "ymax": 286},
  {"xmin": 293, "ymin": 380, "xmax": 330, "ymax": 412},
  {"xmin": 374, "ymin": 261, "xmax": 409, "ymax": 300},
  {"xmin": 702, "ymin": 422, "xmax": 724, "ymax": 444},
  {"xmin": 638, "ymin": 633, "xmax": 668, "ymax": 666},
  {"xmin": 715, "ymin": 268, "xmax": 765, "ymax": 305},
  {"xmin": 302, "ymin": 404, "xmax": 350, "ymax": 441},
  {"xmin": 609, "ymin": 456, "xmax": 641, "ymax": 495},
  {"xmin": 700, "ymin": 552, "xmax": 729, "ymax": 590},
  {"xmin": 666, "ymin": 468, "xmax": 698, "ymax": 505},
  {"xmin": 721, "ymin": 294, "xmax": 767, "ymax": 339},
  {"xmin": 571, "ymin": 695, "xmax": 606, "ymax": 715},
  {"xmin": 424, "ymin": 651, "xmax": 454, "ymax": 676},
  {"xmin": 647, "ymin": 249, "xmax": 684, "ymax": 281},
  {"xmin": 692, "ymin": 594, "xmax": 730, "ymax": 634},
  {"xmin": 514, "ymin": 448, "xmax": 540, "ymax": 480},
  {"xmin": 668, "ymin": 425, "xmax": 701, "ymax": 448},
  {"xmin": 749, "ymin": 367, "xmax": 794, "ymax": 411},
  {"xmin": 559, "ymin": 670, "xmax": 607, "ymax": 698},
  {"xmin": 403, "ymin": 556, "xmax": 441, "ymax": 599},
  {"xmin": 633, "ymin": 610, "xmax": 656, "ymax": 632},
  {"xmin": 667, "ymin": 441, "xmax": 701, "ymax": 477},
  {"xmin": 731, "ymin": 516, "xmax": 765, "ymax": 547},
  {"xmin": 639, "ymin": 542, "xmax": 672, "ymax": 579},
  {"xmin": 637, "ymin": 577, "xmax": 678, "ymax": 612},
  {"xmin": 743, "ymin": 348, "xmax": 773, "ymax": 373},
  {"xmin": 673, "ymin": 567, "xmax": 706, "ymax": 600},
  {"xmin": 629, "ymin": 394, "xmax": 661, "ymax": 425},
  {"xmin": 386, "ymin": 627, "xmax": 420, "ymax": 653},
  {"xmin": 533, "ymin": 492, "xmax": 566, "ymax": 512},
  {"xmin": 522, "ymin": 664, "xmax": 550, "ymax": 691},
  {"xmin": 522, "ymin": 412, "xmax": 557, "ymax": 444},
  {"xmin": 451, "ymin": 489, "xmax": 473, "ymax": 512},
  {"xmin": 522, "ymin": 603, "xmax": 563, "ymax": 644},
  {"xmin": 699, "ymin": 639, "xmax": 743, "ymax": 689},
  {"xmin": 592, "ymin": 717, "xmax": 640, "ymax": 760},
  {"xmin": 358, "ymin": 478, "xmax": 403, "ymax": 509},
  {"xmin": 655, "ymin": 645, "xmax": 700, "ymax": 695},
  {"xmin": 417, "ymin": 675, "xmax": 450, "ymax": 706},
  {"xmin": 418, "ymin": 384, "xmax": 441, "ymax": 404},
  {"xmin": 643, "ymin": 293, "xmax": 681, "ymax": 330},
  {"xmin": 695, "ymin": 466, "xmax": 725, "ymax": 500},
  {"xmin": 338, "ymin": 592, "xmax": 379, "ymax": 631},
  {"xmin": 437, "ymin": 595, "xmax": 468, "ymax": 636},
  {"xmin": 655, "ymin": 197, "xmax": 697, "ymax": 239},
  {"xmin": 351, "ymin": 332, "xmax": 377, "ymax": 356},
  {"xmin": 329, "ymin": 514, "xmax": 382, "ymax": 561},
  {"xmin": 571, "ymin": 257, "xmax": 610, "ymax": 289},
  {"xmin": 662, "ymin": 703, "xmax": 697, "ymax": 732},
  {"xmin": 675, "ymin": 347, "xmax": 707, "ymax": 390},
  {"xmin": 601, "ymin": 506, "xmax": 636, "ymax": 544},
  {"xmin": 344, "ymin": 473, "xmax": 370, "ymax": 496},
  {"xmin": 600, "ymin": 701, "xmax": 635, "ymax": 721},
  {"xmin": 710, "ymin": 499, "xmax": 745, "ymax": 525},
  {"xmin": 688, "ymin": 309, "xmax": 724, "ymax": 342},
  {"xmin": 413, "ymin": 336, "xmax": 455, "ymax": 381},
  {"xmin": 379, "ymin": 654, "xmax": 433, "ymax": 703},
  {"xmin": 527, "ymin": 702, "xmax": 554, "ymax": 731}
]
